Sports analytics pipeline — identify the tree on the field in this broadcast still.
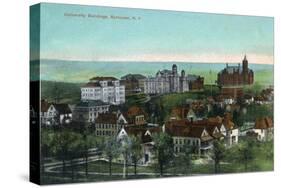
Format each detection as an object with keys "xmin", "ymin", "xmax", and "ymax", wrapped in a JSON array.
[
  {"xmin": 80, "ymin": 131, "xmax": 97, "ymax": 177},
  {"xmin": 119, "ymin": 136, "xmax": 131, "ymax": 179},
  {"xmin": 130, "ymin": 136, "xmax": 143, "ymax": 176},
  {"xmin": 237, "ymin": 139, "xmax": 255, "ymax": 171},
  {"xmin": 41, "ymin": 129, "xmax": 54, "ymax": 174},
  {"xmin": 103, "ymin": 137, "xmax": 121, "ymax": 176},
  {"xmin": 52, "ymin": 130, "xmax": 81, "ymax": 179},
  {"xmin": 179, "ymin": 144, "xmax": 193, "ymax": 175},
  {"xmin": 211, "ymin": 139, "xmax": 226, "ymax": 173},
  {"xmin": 152, "ymin": 132, "xmax": 174, "ymax": 176},
  {"xmin": 67, "ymin": 133, "xmax": 82, "ymax": 181}
]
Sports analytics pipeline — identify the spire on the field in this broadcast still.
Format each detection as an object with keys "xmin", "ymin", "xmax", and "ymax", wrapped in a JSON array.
[{"xmin": 243, "ymin": 54, "xmax": 247, "ymax": 61}]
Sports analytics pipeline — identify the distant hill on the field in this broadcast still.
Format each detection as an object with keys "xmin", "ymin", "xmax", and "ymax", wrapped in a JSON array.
[{"xmin": 41, "ymin": 81, "xmax": 82, "ymax": 104}]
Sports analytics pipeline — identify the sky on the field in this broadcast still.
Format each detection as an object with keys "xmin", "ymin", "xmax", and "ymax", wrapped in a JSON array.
[{"xmin": 37, "ymin": 3, "xmax": 274, "ymax": 64}]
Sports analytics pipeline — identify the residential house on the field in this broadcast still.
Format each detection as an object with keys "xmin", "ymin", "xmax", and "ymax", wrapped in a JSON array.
[
  {"xmin": 253, "ymin": 117, "xmax": 274, "ymax": 141},
  {"xmin": 244, "ymin": 94, "xmax": 254, "ymax": 104},
  {"xmin": 117, "ymin": 126, "xmax": 162, "ymax": 164},
  {"xmin": 125, "ymin": 106, "xmax": 148, "ymax": 126},
  {"xmin": 45, "ymin": 103, "xmax": 72, "ymax": 126},
  {"xmin": 164, "ymin": 120, "xmax": 214, "ymax": 156},
  {"xmin": 95, "ymin": 112, "xmax": 128, "ymax": 137}
]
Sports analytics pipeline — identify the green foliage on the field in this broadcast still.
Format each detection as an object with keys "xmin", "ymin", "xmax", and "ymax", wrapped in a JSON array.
[
  {"xmin": 130, "ymin": 136, "xmax": 143, "ymax": 175},
  {"xmin": 237, "ymin": 104, "xmax": 273, "ymax": 124},
  {"xmin": 203, "ymin": 84, "xmax": 220, "ymax": 96},
  {"xmin": 152, "ymin": 132, "xmax": 174, "ymax": 176},
  {"xmin": 211, "ymin": 139, "xmax": 226, "ymax": 173},
  {"xmin": 174, "ymin": 144, "xmax": 193, "ymax": 175},
  {"xmin": 225, "ymin": 138, "xmax": 256, "ymax": 172},
  {"xmin": 41, "ymin": 81, "xmax": 81, "ymax": 104},
  {"xmin": 102, "ymin": 137, "xmax": 121, "ymax": 176}
]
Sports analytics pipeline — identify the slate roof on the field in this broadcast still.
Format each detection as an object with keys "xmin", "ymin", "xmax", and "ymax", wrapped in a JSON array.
[
  {"xmin": 124, "ymin": 126, "xmax": 161, "ymax": 143},
  {"xmin": 52, "ymin": 104, "xmax": 72, "ymax": 114},
  {"xmin": 84, "ymin": 82, "xmax": 101, "ymax": 87},
  {"xmin": 89, "ymin": 76, "xmax": 118, "ymax": 81},
  {"xmin": 126, "ymin": 106, "xmax": 147, "ymax": 117},
  {"xmin": 95, "ymin": 113, "xmax": 119, "ymax": 124},
  {"xmin": 121, "ymin": 74, "xmax": 146, "ymax": 80},
  {"xmin": 75, "ymin": 100, "xmax": 109, "ymax": 108}
]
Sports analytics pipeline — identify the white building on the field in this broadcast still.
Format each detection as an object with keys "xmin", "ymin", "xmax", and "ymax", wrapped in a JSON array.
[
  {"xmin": 144, "ymin": 64, "xmax": 189, "ymax": 94},
  {"xmin": 81, "ymin": 77, "xmax": 125, "ymax": 105}
]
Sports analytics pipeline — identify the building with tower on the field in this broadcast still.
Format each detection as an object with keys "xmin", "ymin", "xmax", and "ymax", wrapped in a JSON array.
[
  {"xmin": 143, "ymin": 64, "xmax": 190, "ymax": 94},
  {"xmin": 217, "ymin": 55, "xmax": 254, "ymax": 98}
]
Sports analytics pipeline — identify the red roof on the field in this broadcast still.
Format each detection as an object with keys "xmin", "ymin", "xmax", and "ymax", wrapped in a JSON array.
[{"xmin": 255, "ymin": 117, "xmax": 273, "ymax": 129}]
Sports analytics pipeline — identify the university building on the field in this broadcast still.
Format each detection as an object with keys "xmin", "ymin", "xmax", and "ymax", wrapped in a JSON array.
[
  {"xmin": 81, "ymin": 77, "xmax": 125, "ymax": 105},
  {"xmin": 143, "ymin": 64, "xmax": 189, "ymax": 94},
  {"xmin": 217, "ymin": 55, "xmax": 254, "ymax": 98}
]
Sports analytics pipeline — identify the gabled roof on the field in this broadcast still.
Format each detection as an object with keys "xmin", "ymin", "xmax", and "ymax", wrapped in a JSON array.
[
  {"xmin": 95, "ymin": 113, "xmax": 119, "ymax": 124},
  {"xmin": 123, "ymin": 126, "xmax": 161, "ymax": 143},
  {"xmin": 41, "ymin": 99, "xmax": 50, "ymax": 112},
  {"xmin": 84, "ymin": 82, "xmax": 101, "ymax": 87},
  {"xmin": 126, "ymin": 106, "xmax": 147, "ymax": 117},
  {"xmin": 52, "ymin": 104, "xmax": 72, "ymax": 114},
  {"xmin": 255, "ymin": 117, "xmax": 273, "ymax": 129},
  {"xmin": 121, "ymin": 74, "xmax": 146, "ymax": 80},
  {"xmin": 89, "ymin": 76, "xmax": 118, "ymax": 81},
  {"xmin": 187, "ymin": 74, "xmax": 202, "ymax": 81},
  {"xmin": 165, "ymin": 122, "xmax": 190, "ymax": 137},
  {"xmin": 187, "ymin": 126, "xmax": 213, "ymax": 141},
  {"xmin": 75, "ymin": 100, "xmax": 109, "ymax": 108},
  {"xmin": 223, "ymin": 113, "xmax": 235, "ymax": 130}
]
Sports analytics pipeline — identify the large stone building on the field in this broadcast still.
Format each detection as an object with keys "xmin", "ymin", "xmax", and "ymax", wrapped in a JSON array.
[
  {"xmin": 217, "ymin": 55, "xmax": 254, "ymax": 98},
  {"xmin": 72, "ymin": 100, "xmax": 110, "ymax": 123},
  {"xmin": 143, "ymin": 64, "xmax": 189, "ymax": 94},
  {"xmin": 120, "ymin": 74, "xmax": 146, "ymax": 96},
  {"xmin": 81, "ymin": 77, "xmax": 125, "ymax": 105},
  {"xmin": 187, "ymin": 75, "xmax": 204, "ymax": 91}
]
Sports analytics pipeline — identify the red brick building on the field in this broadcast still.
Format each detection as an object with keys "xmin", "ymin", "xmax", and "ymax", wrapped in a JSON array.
[{"xmin": 217, "ymin": 55, "xmax": 254, "ymax": 98}]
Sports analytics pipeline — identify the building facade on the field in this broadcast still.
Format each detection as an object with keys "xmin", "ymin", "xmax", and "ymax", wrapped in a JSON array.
[
  {"xmin": 81, "ymin": 77, "xmax": 125, "ymax": 105},
  {"xmin": 95, "ymin": 112, "xmax": 128, "ymax": 137},
  {"xmin": 72, "ymin": 100, "xmax": 110, "ymax": 123},
  {"xmin": 217, "ymin": 55, "xmax": 254, "ymax": 86},
  {"xmin": 187, "ymin": 75, "xmax": 204, "ymax": 91},
  {"xmin": 143, "ymin": 64, "xmax": 189, "ymax": 94},
  {"xmin": 120, "ymin": 74, "xmax": 146, "ymax": 96},
  {"xmin": 217, "ymin": 56, "xmax": 254, "ymax": 98}
]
